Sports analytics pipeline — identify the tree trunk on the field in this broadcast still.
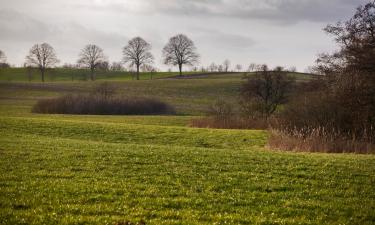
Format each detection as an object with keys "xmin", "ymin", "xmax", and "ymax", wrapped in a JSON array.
[
  {"xmin": 136, "ymin": 65, "xmax": 140, "ymax": 80},
  {"xmin": 90, "ymin": 67, "xmax": 95, "ymax": 81},
  {"xmin": 41, "ymin": 68, "xmax": 45, "ymax": 82},
  {"xmin": 179, "ymin": 64, "xmax": 182, "ymax": 76}
]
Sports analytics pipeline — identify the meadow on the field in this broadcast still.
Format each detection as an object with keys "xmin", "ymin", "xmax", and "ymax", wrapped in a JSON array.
[{"xmin": 0, "ymin": 69, "xmax": 374, "ymax": 224}]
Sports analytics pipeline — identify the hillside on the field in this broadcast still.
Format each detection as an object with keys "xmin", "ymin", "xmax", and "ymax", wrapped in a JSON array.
[{"xmin": 0, "ymin": 70, "xmax": 374, "ymax": 224}]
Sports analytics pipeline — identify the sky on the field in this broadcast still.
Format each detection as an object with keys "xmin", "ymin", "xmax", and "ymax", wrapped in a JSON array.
[{"xmin": 0, "ymin": 0, "xmax": 368, "ymax": 72}]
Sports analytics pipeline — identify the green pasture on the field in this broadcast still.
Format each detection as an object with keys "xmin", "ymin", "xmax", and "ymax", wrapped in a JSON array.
[{"xmin": 0, "ymin": 69, "xmax": 373, "ymax": 224}]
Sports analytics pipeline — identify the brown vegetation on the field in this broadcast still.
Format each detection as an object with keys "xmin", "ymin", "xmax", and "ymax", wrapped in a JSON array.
[{"xmin": 32, "ymin": 94, "xmax": 175, "ymax": 115}]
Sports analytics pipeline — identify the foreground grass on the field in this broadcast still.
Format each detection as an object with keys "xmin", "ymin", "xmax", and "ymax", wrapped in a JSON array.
[
  {"xmin": 0, "ymin": 116, "xmax": 374, "ymax": 224},
  {"xmin": 0, "ymin": 73, "xmax": 373, "ymax": 224}
]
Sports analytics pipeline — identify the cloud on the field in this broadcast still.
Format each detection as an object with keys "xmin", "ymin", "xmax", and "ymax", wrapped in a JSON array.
[
  {"xmin": 194, "ymin": 28, "xmax": 255, "ymax": 50},
  {"xmin": 152, "ymin": 0, "xmax": 366, "ymax": 24},
  {"xmin": 75, "ymin": 0, "xmax": 367, "ymax": 24}
]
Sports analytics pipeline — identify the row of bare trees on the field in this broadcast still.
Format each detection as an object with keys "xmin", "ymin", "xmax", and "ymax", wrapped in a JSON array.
[
  {"xmin": 0, "ymin": 50, "xmax": 9, "ymax": 68},
  {"xmin": 21, "ymin": 34, "xmax": 199, "ymax": 82},
  {"xmin": 205, "ymin": 61, "xmax": 297, "ymax": 73}
]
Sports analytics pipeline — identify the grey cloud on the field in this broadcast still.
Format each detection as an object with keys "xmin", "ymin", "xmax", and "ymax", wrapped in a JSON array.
[
  {"xmin": 94, "ymin": 0, "xmax": 367, "ymax": 24},
  {"xmin": 0, "ymin": 9, "xmax": 58, "ymax": 42},
  {"xmin": 194, "ymin": 28, "xmax": 255, "ymax": 50}
]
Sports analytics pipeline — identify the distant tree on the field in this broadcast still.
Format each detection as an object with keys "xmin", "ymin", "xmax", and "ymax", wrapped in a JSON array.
[
  {"xmin": 209, "ymin": 63, "xmax": 217, "ymax": 72},
  {"xmin": 240, "ymin": 65, "xmax": 295, "ymax": 118},
  {"xmin": 123, "ymin": 37, "xmax": 154, "ymax": 80},
  {"xmin": 218, "ymin": 65, "xmax": 224, "ymax": 72},
  {"xmin": 0, "ymin": 50, "xmax": 6, "ymax": 63},
  {"xmin": 235, "ymin": 64, "xmax": 243, "ymax": 72},
  {"xmin": 288, "ymin": 66, "xmax": 297, "ymax": 72},
  {"xmin": 0, "ymin": 50, "xmax": 10, "ymax": 68},
  {"xmin": 141, "ymin": 64, "xmax": 155, "ymax": 79},
  {"xmin": 223, "ymin": 59, "xmax": 231, "ymax": 72},
  {"xmin": 25, "ymin": 43, "xmax": 59, "ymax": 82},
  {"xmin": 162, "ymin": 34, "xmax": 199, "ymax": 76},
  {"xmin": 97, "ymin": 61, "xmax": 109, "ymax": 71},
  {"xmin": 247, "ymin": 63, "xmax": 257, "ymax": 72},
  {"xmin": 111, "ymin": 62, "xmax": 123, "ymax": 71},
  {"xmin": 78, "ymin": 44, "xmax": 106, "ymax": 81}
]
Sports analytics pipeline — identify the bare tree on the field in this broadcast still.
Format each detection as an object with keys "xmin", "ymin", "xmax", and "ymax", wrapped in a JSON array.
[
  {"xmin": 0, "ymin": 50, "xmax": 6, "ymax": 63},
  {"xmin": 0, "ymin": 50, "xmax": 9, "ymax": 68},
  {"xmin": 218, "ymin": 65, "xmax": 224, "ymax": 72},
  {"xmin": 288, "ymin": 66, "xmax": 297, "ymax": 72},
  {"xmin": 111, "ymin": 62, "xmax": 124, "ymax": 71},
  {"xmin": 78, "ymin": 44, "xmax": 106, "ymax": 81},
  {"xmin": 235, "ymin": 64, "xmax": 243, "ymax": 72},
  {"xmin": 123, "ymin": 37, "xmax": 154, "ymax": 80},
  {"xmin": 223, "ymin": 59, "xmax": 230, "ymax": 72},
  {"xmin": 25, "ymin": 43, "xmax": 59, "ymax": 82},
  {"xmin": 209, "ymin": 62, "xmax": 217, "ymax": 72},
  {"xmin": 240, "ymin": 65, "xmax": 295, "ymax": 118},
  {"xmin": 247, "ymin": 63, "xmax": 257, "ymax": 72},
  {"xmin": 162, "ymin": 34, "xmax": 199, "ymax": 76}
]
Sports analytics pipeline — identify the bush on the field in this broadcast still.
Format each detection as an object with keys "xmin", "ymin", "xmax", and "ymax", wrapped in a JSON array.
[
  {"xmin": 269, "ymin": 76, "xmax": 375, "ymax": 153},
  {"xmin": 268, "ymin": 128, "xmax": 375, "ymax": 154},
  {"xmin": 32, "ymin": 94, "xmax": 175, "ymax": 115},
  {"xmin": 190, "ymin": 99, "xmax": 268, "ymax": 130}
]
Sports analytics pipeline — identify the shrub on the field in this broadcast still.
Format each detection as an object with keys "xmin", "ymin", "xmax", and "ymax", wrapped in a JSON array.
[
  {"xmin": 268, "ymin": 128, "xmax": 375, "ymax": 154},
  {"xmin": 190, "ymin": 99, "xmax": 268, "ymax": 130},
  {"xmin": 32, "ymin": 94, "xmax": 175, "ymax": 115}
]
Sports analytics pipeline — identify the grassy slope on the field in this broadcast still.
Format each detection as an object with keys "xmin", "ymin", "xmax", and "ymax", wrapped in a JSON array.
[
  {"xmin": 0, "ymin": 68, "xmax": 202, "ymax": 82},
  {"xmin": 0, "ymin": 116, "xmax": 374, "ymax": 225},
  {"xmin": 0, "ymin": 70, "xmax": 374, "ymax": 224}
]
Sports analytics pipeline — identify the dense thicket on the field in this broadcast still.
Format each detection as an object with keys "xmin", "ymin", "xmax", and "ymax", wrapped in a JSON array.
[{"xmin": 272, "ymin": 1, "xmax": 375, "ymax": 152}]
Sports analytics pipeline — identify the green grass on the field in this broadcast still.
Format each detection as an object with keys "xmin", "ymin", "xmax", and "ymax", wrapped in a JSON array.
[
  {"xmin": 0, "ymin": 68, "xmax": 202, "ymax": 82},
  {"xmin": 0, "ymin": 70, "xmax": 374, "ymax": 224},
  {"xmin": 0, "ymin": 116, "xmax": 374, "ymax": 225}
]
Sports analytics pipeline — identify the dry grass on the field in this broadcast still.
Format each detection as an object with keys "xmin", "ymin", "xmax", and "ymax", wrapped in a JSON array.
[{"xmin": 268, "ymin": 128, "xmax": 375, "ymax": 154}]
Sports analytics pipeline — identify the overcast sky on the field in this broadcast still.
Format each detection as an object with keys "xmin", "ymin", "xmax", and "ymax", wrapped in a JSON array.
[{"xmin": 0, "ymin": 0, "xmax": 367, "ymax": 71}]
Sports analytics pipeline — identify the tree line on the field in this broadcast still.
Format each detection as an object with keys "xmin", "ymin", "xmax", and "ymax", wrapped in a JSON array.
[{"xmin": 0, "ymin": 34, "xmax": 200, "ymax": 82}]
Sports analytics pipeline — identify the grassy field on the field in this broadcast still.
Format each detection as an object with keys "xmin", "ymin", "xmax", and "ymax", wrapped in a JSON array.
[
  {"xmin": 0, "ymin": 68, "xmax": 203, "ymax": 82},
  {"xmin": 0, "ymin": 70, "xmax": 374, "ymax": 224}
]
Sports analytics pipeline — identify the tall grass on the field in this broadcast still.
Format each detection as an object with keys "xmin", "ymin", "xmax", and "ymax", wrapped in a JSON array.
[{"xmin": 268, "ymin": 127, "xmax": 375, "ymax": 154}]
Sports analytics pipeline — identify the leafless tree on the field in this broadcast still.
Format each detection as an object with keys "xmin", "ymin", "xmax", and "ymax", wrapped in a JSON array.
[
  {"xmin": 288, "ymin": 66, "xmax": 297, "ymax": 72},
  {"xmin": 223, "ymin": 59, "xmax": 230, "ymax": 72},
  {"xmin": 162, "ymin": 34, "xmax": 199, "ymax": 76},
  {"xmin": 235, "ymin": 64, "xmax": 243, "ymax": 72},
  {"xmin": 240, "ymin": 65, "xmax": 295, "ymax": 118},
  {"xmin": 25, "ymin": 43, "xmax": 59, "ymax": 82},
  {"xmin": 247, "ymin": 63, "xmax": 257, "ymax": 72},
  {"xmin": 78, "ymin": 44, "xmax": 106, "ymax": 81},
  {"xmin": 0, "ymin": 50, "xmax": 6, "ymax": 63},
  {"xmin": 110, "ymin": 62, "xmax": 123, "ymax": 71},
  {"xmin": 218, "ymin": 65, "xmax": 224, "ymax": 72},
  {"xmin": 123, "ymin": 37, "xmax": 154, "ymax": 80},
  {"xmin": 209, "ymin": 62, "xmax": 217, "ymax": 72}
]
